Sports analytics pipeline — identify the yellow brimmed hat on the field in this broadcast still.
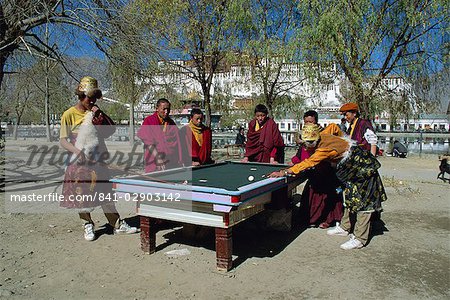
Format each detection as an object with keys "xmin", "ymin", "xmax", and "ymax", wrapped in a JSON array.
[
  {"xmin": 301, "ymin": 124, "xmax": 321, "ymax": 141},
  {"xmin": 77, "ymin": 76, "xmax": 102, "ymax": 98}
]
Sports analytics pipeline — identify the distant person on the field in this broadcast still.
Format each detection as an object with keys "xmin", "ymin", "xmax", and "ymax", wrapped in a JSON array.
[
  {"xmin": 180, "ymin": 108, "xmax": 213, "ymax": 166},
  {"xmin": 270, "ymin": 124, "xmax": 387, "ymax": 250},
  {"xmin": 289, "ymin": 110, "xmax": 343, "ymax": 229},
  {"xmin": 235, "ymin": 127, "xmax": 246, "ymax": 146},
  {"xmin": 242, "ymin": 104, "xmax": 284, "ymax": 164},
  {"xmin": 392, "ymin": 140, "xmax": 408, "ymax": 158},
  {"xmin": 235, "ymin": 127, "xmax": 246, "ymax": 155},
  {"xmin": 339, "ymin": 117, "xmax": 347, "ymax": 133},
  {"xmin": 51, "ymin": 124, "xmax": 59, "ymax": 141},
  {"xmin": 60, "ymin": 76, "xmax": 137, "ymax": 241},
  {"xmin": 137, "ymin": 98, "xmax": 183, "ymax": 172}
]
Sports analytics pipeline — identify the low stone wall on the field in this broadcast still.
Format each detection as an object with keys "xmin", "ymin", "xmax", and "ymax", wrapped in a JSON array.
[{"xmin": 377, "ymin": 132, "xmax": 450, "ymax": 139}]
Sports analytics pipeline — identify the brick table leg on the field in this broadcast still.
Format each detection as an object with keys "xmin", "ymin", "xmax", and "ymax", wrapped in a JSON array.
[
  {"xmin": 215, "ymin": 227, "xmax": 232, "ymax": 271},
  {"xmin": 140, "ymin": 216, "xmax": 157, "ymax": 254}
]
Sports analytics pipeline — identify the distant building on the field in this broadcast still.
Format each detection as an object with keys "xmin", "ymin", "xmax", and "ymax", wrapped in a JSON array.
[
  {"xmin": 136, "ymin": 57, "xmax": 447, "ymax": 140},
  {"xmin": 143, "ymin": 58, "xmax": 342, "ymax": 110},
  {"xmin": 374, "ymin": 114, "xmax": 449, "ymax": 132}
]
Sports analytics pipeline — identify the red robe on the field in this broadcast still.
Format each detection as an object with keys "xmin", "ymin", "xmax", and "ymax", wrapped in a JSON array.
[
  {"xmin": 61, "ymin": 110, "xmax": 115, "ymax": 209},
  {"xmin": 348, "ymin": 118, "xmax": 374, "ymax": 152},
  {"xmin": 291, "ymin": 147, "xmax": 312, "ymax": 165},
  {"xmin": 137, "ymin": 112, "xmax": 183, "ymax": 173},
  {"xmin": 245, "ymin": 117, "xmax": 285, "ymax": 163},
  {"xmin": 292, "ymin": 136, "xmax": 343, "ymax": 227},
  {"xmin": 180, "ymin": 125, "xmax": 213, "ymax": 165}
]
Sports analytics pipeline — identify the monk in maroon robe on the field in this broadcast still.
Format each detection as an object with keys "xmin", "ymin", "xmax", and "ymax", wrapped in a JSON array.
[
  {"xmin": 340, "ymin": 102, "xmax": 378, "ymax": 155},
  {"xmin": 137, "ymin": 98, "xmax": 183, "ymax": 173},
  {"xmin": 180, "ymin": 108, "xmax": 213, "ymax": 166},
  {"xmin": 242, "ymin": 104, "xmax": 284, "ymax": 164}
]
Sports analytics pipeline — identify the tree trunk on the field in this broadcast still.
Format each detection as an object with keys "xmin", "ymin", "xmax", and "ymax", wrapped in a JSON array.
[
  {"xmin": 204, "ymin": 94, "xmax": 212, "ymax": 128},
  {"xmin": 390, "ymin": 120, "xmax": 396, "ymax": 131},
  {"xmin": 351, "ymin": 82, "xmax": 370, "ymax": 118},
  {"xmin": 359, "ymin": 100, "xmax": 370, "ymax": 119},
  {"xmin": 13, "ymin": 122, "xmax": 19, "ymax": 140},
  {"xmin": 129, "ymin": 103, "xmax": 135, "ymax": 144},
  {"xmin": 44, "ymin": 23, "xmax": 51, "ymax": 142},
  {"xmin": 0, "ymin": 54, "xmax": 7, "ymax": 89},
  {"xmin": 266, "ymin": 100, "xmax": 273, "ymax": 117},
  {"xmin": 13, "ymin": 112, "xmax": 23, "ymax": 140},
  {"xmin": 202, "ymin": 86, "xmax": 212, "ymax": 128},
  {"xmin": 44, "ymin": 59, "xmax": 51, "ymax": 142}
]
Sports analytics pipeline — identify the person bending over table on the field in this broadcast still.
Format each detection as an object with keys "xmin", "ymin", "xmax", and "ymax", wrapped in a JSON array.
[
  {"xmin": 180, "ymin": 108, "xmax": 214, "ymax": 166},
  {"xmin": 289, "ymin": 110, "xmax": 343, "ymax": 229},
  {"xmin": 241, "ymin": 104, "xmax": 284, "ymax": 164},
  {"xmin": 270, "ymin": 124, "xmax": 387, "ymax": 250},
  {"xmin": 59, "ymin": 76, "xmax": 137, "ymax": 241},
  {"xmin": 137, "ymin": 98, "xmax": 183, "ymax": 172}
]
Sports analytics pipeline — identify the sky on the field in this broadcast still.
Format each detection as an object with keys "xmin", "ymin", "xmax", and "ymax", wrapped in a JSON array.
[{"xmin": 50, "ymin": 25, "xmax": 106, "ymax": 59}]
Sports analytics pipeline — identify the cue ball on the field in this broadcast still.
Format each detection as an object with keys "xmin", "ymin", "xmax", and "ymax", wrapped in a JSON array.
[{"xmin": 248, "ymin": 175, "xmax": 255, "ymax": 181}]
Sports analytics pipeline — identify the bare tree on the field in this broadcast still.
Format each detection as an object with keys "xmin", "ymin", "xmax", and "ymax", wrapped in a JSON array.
[
  {"xmin": 3, "ymin": 56, "xmax": 72, "ymax": 134},
  {"xmin": 1, "ymin": 0, "xmax": 64, "ymax": 87},
  {"xmin": 3, "ymin": 71, "xmax": 39, "ymax": 139},
  {"xmin": 0, "ymin": 0, "xmax": 114, "ymax": 143},
  {"xmin": 89, "ymin": 1, "xmax": 160, "ymax": 144}
]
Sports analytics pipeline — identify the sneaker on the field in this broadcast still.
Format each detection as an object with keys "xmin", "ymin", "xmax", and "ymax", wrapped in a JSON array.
[
  {"xmin": 340, "ymin": 236, "xmax": 363, "ymax": 250},
  {"xmin": 326, "ymin": 223, "xmax": 348, "ymax": 236},
  {"xmin": 84, "ymin": 223, "xmax": 95, "ymax": 241},
  {"xmin": 114, "ymin": 220, "xmax": 138, "ymax": 234}
]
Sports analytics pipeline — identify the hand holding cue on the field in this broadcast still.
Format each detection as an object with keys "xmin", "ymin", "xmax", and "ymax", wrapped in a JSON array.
[{"xmin": 264, "ymin": 169, "xmax": 295, "ymax": 178}]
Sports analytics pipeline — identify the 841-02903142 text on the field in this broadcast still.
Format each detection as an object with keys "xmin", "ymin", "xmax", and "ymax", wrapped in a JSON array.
[
  {"xmin": 8, "ymin": 192, "xmax": 181, "ymax": 203},
  {"xmin": 114, "ymin": 192, "xmax": 181, "ymax": 202}
]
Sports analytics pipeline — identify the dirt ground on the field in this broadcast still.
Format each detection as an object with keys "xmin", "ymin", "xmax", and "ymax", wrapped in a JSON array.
[{"xmin": 1, "ymin": 140, "xmax": 449, "ymax": 299}]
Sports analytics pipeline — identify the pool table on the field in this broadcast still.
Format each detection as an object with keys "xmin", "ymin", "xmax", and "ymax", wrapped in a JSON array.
[{"xmin": 111, "ymin": 161, "xmax": 306, "ymax": 271}]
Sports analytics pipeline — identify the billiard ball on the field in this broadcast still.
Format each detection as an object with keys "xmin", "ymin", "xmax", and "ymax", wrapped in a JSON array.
[{"xmin": 248, "ymin": 175, "xmax": 255, "ymax": 181}]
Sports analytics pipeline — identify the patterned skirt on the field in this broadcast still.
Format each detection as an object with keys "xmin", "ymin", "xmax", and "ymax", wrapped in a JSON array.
[
  {"xmin": 61, "ymin": 159, "xmax": 113, "ymax": 209},
  {"xmin": 336, "ymin": 146, "xmax": 387, "ymax": 212}
]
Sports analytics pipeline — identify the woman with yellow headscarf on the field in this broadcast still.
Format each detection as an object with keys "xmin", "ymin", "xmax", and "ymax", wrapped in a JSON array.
[{"xmin": 270, "ymin": 124, "xmax": 386, "ymax": 250}]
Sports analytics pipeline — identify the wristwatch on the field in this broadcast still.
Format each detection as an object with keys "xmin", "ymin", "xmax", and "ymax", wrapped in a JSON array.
[{"xmin": 283, "ymin": 169, "xmax": 289, "ymax": 176}]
